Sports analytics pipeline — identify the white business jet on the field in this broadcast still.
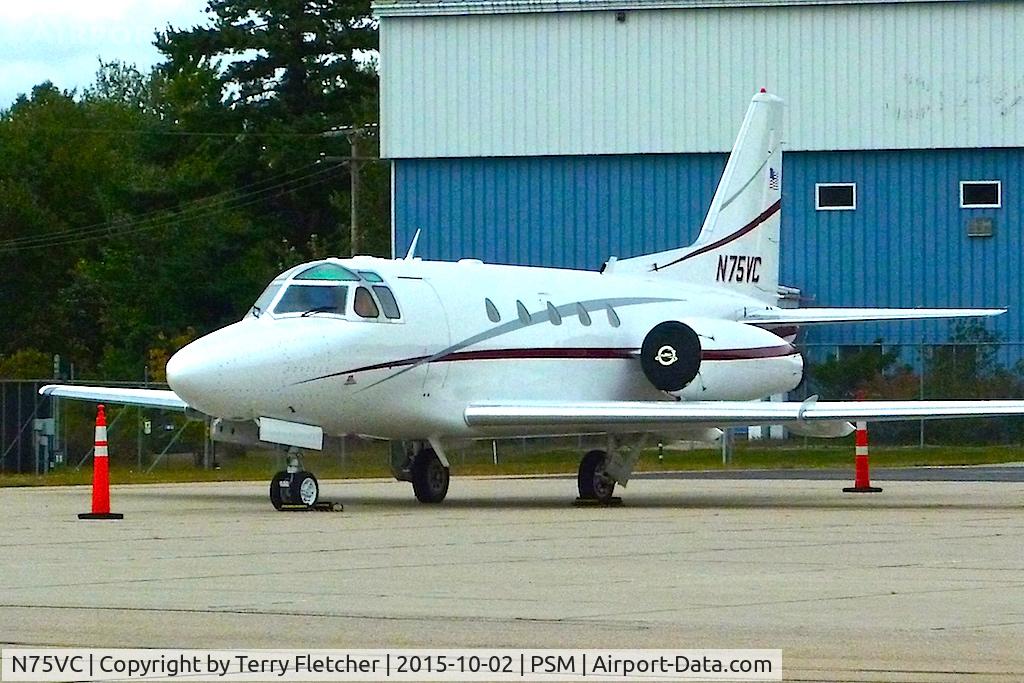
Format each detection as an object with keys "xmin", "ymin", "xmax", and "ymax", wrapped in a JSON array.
[{"xmin": 43, "ymin": 91, "xmax": 1024, "ymax": 508}]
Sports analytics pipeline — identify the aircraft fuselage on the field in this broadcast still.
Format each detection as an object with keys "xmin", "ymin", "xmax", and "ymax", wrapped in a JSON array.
[{"xmin": 166, "ymin": 256, "xmax": 803, "ymax": 440}]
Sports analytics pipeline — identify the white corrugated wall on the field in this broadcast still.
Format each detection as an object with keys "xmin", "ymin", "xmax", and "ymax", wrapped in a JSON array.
[{"xmin": 379, "ymin": 1, "xmax": 1024, "ymax": 158}]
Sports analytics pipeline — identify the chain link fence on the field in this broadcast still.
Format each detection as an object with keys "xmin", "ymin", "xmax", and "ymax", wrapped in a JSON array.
[
  {"xmin": 798, "ymin": 341, "xmax": 1024, "ymax": 446},
  {"xmin": 4, "ymin": 341, "xmax": 1024, "ymax": 476},
  {"xmin": 0, "ymin": 381, "xmax": 210, "ymax": 475}
]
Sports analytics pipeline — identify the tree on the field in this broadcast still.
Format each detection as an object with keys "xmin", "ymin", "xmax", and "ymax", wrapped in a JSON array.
[{"xmin": 155, "ymin": 0, "xmax": 383, "ymax": 255}]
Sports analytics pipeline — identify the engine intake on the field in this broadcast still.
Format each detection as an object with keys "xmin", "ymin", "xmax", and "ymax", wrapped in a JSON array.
[{"xmin": 640, "ymin": 321, "xmax": 702, "ymax": 392}]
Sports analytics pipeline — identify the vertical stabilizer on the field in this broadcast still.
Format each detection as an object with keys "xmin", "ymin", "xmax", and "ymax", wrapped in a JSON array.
[{"xmin": 614, "ymin": 91, "xmax": 784, "ymax": 304}]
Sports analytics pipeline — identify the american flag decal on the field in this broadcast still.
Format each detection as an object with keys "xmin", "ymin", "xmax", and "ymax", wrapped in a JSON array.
[{"xmin": 768, "ymin": 167, "xmax": 780, "ymax": 191}]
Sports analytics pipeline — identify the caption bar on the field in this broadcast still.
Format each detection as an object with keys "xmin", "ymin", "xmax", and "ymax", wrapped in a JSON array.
[{"xmin": 1, "ymin": 648, "xmax": 781, "ymax": 681}]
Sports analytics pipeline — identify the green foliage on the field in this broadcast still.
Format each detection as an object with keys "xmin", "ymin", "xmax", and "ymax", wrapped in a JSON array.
[
  {"xmin": 809, "ymin": 341, "xmax": 901, "ymax": 399},
  {"xmin": 0, "ymin": 349, "xmax": 53, "ymax": 379},
  {"xmin": 0, "ymin": 2, "xmax": 389, "ymax": 381}
]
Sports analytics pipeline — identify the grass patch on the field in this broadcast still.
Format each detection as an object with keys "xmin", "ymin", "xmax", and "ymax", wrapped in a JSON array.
[{"xmin": 1, "ymin": 441, "xmax": 1021, "ymax": 488}]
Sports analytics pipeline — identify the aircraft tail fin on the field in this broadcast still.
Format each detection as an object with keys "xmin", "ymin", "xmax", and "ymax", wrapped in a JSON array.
[{"xmin": 613, "ymin": 91, "xmax": 784, "ymax": 304}]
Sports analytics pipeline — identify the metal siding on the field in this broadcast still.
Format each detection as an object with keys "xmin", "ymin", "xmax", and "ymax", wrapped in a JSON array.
[
  {"xmin": 395, "ymin": 148, "xmax": 1024, "ymax": 350},
  {"xmin": 380, "ymin": 2, "xmax": 1024, "ymax": 158}
]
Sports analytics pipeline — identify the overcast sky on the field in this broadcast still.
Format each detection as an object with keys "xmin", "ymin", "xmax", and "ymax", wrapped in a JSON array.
[{"xmin": 0, "ymin": 0, "xmax": 210, "ymax": 108}]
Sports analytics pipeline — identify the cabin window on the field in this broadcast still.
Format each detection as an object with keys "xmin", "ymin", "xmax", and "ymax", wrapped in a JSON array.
[
  {"xmin": 546, "ymin": 302, "xmax": 562, "ymax": 325},
  {"xmin": 815, "ymin": 183, "xmax": 856, "ymax": 211},
  {"xmin": 354, "ymin": 287, "xmax": 380, "ymax": 318},
  {"xmin": 294, "ymin": 263, "xmax": 360, "ymax": 281},
  {"xmin": 516, "ymin": 300, "xmax": 531, "ymax": 324},
  {"xmin": 576, "ymin": 303, "xmax": 591, "ymax": 326},
  {"xmin": 485, "ymin": 298, "xmax": 501, "ymax": 323},
  {"xmin": 274, "ymin": 285, "xmax": 347, "ymax": 315},
  {"xmin": 373, "ymin": 285, "xmax": 401, "ymax": 319},
  {"xmin": 960, "ymin": 181, "xmax": 1001, "ymax": 208},
  {"xmin": 606, "ymin": 304, "xmax": 621, "ymax": 328}
]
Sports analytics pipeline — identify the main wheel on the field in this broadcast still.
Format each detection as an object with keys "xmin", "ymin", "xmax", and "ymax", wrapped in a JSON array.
[
  {"xmin": 290, "ymin": 471, "xmax": 320, "ymax": 508},
  {"xmin": 269, "ymin": 471, "xmax": 290, "ymax": 510},
  {"xmin": 578, "ymin": 449, "xmax": 616, "ymax": 502},
  {"xmin": 412, "ymin": 449, "xmax": 450, "ymax": 503}
]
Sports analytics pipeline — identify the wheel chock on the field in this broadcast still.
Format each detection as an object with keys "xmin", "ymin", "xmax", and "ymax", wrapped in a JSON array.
[
  {"xmin": 573, "ymin": 497, "xmax": 623, "ymax": 507},
  {"xmin": 277, "ymin": 501, "xmax": 344, "ymax": 512}
]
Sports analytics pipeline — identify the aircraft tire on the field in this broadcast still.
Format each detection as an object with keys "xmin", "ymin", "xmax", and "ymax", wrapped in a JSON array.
[
  {"xmin": 640, "ymin": 321, "xmax": 702, "ymax": 392},
  {"xmin": 290, "ymin": 471, "xmax": 320, "ymax": 508},
  {"xmin": 578, "ymin": 449, "xmax": 615, "ymax": 502},
  {"xmin": 412, "ymin": 449, "xmax": 449, "ymax": 503},
  {"xmin": 270, "ymin": 471, "xmax": 290, "ymax": 510}
]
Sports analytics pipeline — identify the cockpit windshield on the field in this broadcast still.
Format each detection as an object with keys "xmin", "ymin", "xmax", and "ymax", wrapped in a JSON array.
[
  {"xmin": 275, "ymin": 284, "xmax": 348, "ymax": 315},
  {"xmin": 248, "ymin": 261, "xmax": 402, "ymax": 322}
]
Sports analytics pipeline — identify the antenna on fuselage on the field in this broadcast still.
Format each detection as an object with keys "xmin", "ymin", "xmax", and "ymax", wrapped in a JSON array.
[{"xmin": 403, "ymin": 229, "xmax": 422, "ymax": 260}]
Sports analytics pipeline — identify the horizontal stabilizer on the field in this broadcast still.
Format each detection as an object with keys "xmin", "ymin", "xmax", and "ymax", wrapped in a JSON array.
[
  {"xmin": 465, "ymin": 399, "xmax": 1024, "ymax": 429},
  {"xmin": 741, "ymin": 307, "xmax": 1005, "ymax": 326},
  {"xmin": 39, "ymin": 385, "xmax": 190, "ymax": 411}
]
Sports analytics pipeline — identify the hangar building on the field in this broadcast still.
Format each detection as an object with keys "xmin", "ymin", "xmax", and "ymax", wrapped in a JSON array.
[{"xmin": 375, "ymin": 0, "xmax": 1024, "ymax": 354}]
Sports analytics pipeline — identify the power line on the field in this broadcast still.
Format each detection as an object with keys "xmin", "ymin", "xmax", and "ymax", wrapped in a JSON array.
[
  {"xmin": 0, "ymin": 163, "xmax": 344, "ymax": 252},
  {"xmin": 0, "ymin": 160, "xmax": 327, "ymax": 247}
]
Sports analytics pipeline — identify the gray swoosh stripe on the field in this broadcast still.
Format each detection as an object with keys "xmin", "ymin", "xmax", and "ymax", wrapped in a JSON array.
[{"xmin": 353, "ymin": 296, "xmax": 682, "ymax": 391}]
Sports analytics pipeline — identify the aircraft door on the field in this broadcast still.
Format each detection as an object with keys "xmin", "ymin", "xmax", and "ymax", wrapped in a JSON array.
[{"xmin": 399, "ymin": 276, "xmax": 451, "ymax": 395}]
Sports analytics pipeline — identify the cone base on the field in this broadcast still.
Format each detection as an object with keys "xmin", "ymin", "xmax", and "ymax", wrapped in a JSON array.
[
  {"xmin": 78, "ymin": 512, "xmax": 124, "ymax": 520},
  {"xmin": 842, "ymin": 486, "xmax": 883, "ymax": 493}
]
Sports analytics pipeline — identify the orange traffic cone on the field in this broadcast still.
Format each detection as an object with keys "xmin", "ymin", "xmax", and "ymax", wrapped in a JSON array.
[
  {"xmin": 843, "ymin": 421, "xmax": 883, "ymax": 493},
  {"xmin": 78, "ymin": 404, "xmax": 124, "ymax": 520}
]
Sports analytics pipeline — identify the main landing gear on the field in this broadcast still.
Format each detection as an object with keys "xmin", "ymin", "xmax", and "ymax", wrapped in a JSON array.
[
  {"xmin": 391, "ymin": 441, "xmax": 451, "ymax": 503},
  {"xmin": 575, "ymin": 436, "xmax": 646, "ymax": 504},
  {"xmin": 269, "ymin": 449, "xmax": 320, "ymax": 510}
]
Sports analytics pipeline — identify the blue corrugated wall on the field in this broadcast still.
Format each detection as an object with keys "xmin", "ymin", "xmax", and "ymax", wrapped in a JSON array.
[{"xmin": 394, "ymin": 148, "xmax": 1022, "ymax": 351}]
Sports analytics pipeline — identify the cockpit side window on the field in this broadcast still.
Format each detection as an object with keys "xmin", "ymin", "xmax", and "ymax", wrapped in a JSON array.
[
  {"xmin": 250, "ymin": 282, "xmax": 282, "ymax": 318},
  {"xmin": 373, "ymin": 285, "xmax": 401, "ymax": 319},
  {"xmin": 354, "ymin": 286, "xmax": 380, "ymax": 318},
  {"xmin": 274, "ymin": 285, "xmax": 348, "ymax": 315}
]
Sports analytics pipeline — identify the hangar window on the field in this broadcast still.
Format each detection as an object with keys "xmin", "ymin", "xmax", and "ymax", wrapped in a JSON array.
[
  {"xmin": 516, "ymin": 300, "xmax": 531, "ymax": 324},
  {"xmin": 576, "ymin": 303, "xmax": 592, "ymax": 326},
  {"xmin": 606, "ymin": 304, "xmax": 621, "ymax": 328},
  {"xmin": 546, "ymin": 302, "xmax": 562, "ymax": 325},
  {"xmin": 485, "ymin": 298, "xmax": 501, "ymax": 323},
  {"xmin": 816, "ymin": 183, "xmax": 856, "ymax": 211},
  {"xmin": 961, "ymin": 181, "xmax": 1001, "ymax": 208}
]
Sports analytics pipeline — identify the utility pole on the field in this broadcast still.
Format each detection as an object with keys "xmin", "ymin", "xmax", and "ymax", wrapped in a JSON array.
[{"xmin": 322, "ymin": 124, "xmax": 378, "ymax": 256}]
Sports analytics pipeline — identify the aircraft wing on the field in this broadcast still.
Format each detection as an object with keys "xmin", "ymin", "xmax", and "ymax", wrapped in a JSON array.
[
  {"xmin": 464, "ymin": 399, "xmax": 1024, "ymax": 428},
  {"xmin": 740, "ymin": 307, "xmax": 1005, "ymax": 326},
  {"xmin": 39, "ymin": 384, "xmax": 190, "ymax": 411}
]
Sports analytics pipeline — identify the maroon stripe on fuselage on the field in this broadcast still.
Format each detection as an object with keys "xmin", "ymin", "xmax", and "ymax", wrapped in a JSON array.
[
  {"xmin": 314, "ymin": 344, "xmax": 797, "ymax": 382},
  {"xmin": 702, "ymin": 344, "xmax": 798, "ymax": 361}
]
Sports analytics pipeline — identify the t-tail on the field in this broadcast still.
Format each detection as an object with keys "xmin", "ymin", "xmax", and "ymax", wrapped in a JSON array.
[{"xmin": 614, "ymin": 90, "xmax": 783, "ymax": 304}]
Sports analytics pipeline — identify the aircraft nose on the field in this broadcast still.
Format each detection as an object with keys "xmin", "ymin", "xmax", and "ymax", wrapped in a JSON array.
[{"xmin": 166, "ymin": 327, "xmax": 244, "ymax": 416}]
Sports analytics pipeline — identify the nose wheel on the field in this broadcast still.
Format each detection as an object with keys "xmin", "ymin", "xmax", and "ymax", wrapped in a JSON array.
[
  {"xmin": 269, "ymin": 449, "xmax": 321, "ymax": 510},
  {"xmin": 269, "ymin": 470, "xmax": 320, "ymax": 510}
]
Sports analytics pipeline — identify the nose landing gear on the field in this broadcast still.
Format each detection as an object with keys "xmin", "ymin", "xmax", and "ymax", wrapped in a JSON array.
[{"xmin": 269, "ymin": 449, "xmax": 321, "ymax": 510}]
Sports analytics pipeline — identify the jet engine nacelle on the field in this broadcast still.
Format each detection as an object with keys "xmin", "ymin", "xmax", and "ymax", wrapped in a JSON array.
[{"xmin": 640, "ymin": 318, "xmax": 804, "ymax": 401}]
